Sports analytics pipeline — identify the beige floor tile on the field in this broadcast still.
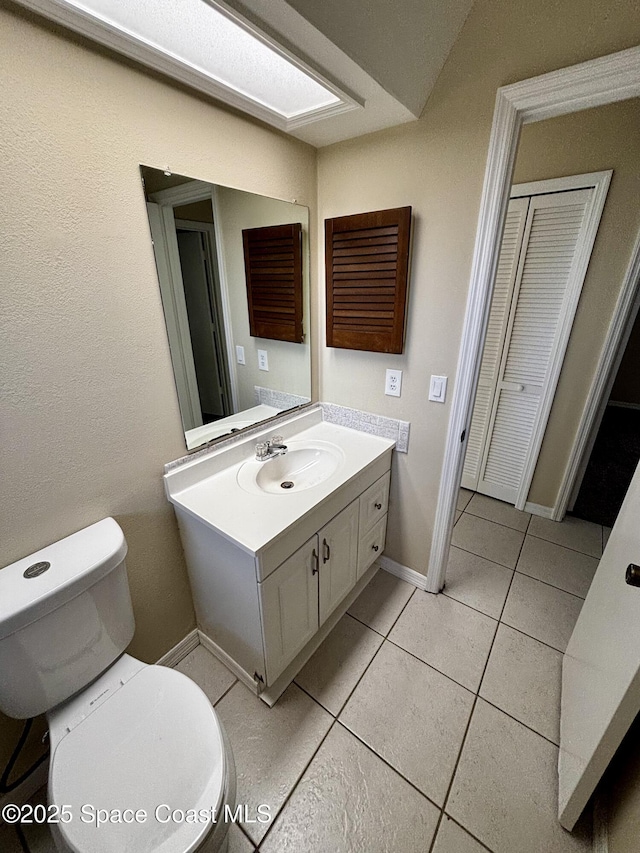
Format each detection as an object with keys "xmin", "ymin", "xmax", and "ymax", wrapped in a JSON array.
[
  {"xmin": 466, "ymin": 493, "xmax": 531, "ymax": 532},
  {"xmin": 389, "ymin": 592, "xmax": 497, "ymax": 692},
  {"xmin": 433, "ymin": 816, "xmax": 489, "ymax": 853},
  {"xmin": 340, "ymin": 641, "xmax": 473, "ymax": 806},
  {"xmin": 480, "ymin": 624, "xmax": 562, "ymax": 743},
  {"xmin": 501, "ymin": 573, "xmax": 583, "ymax": 653},
  {"xmin": 448, "ymin": 700, "xmax": 592, "ymax": 853},
  {"xmin": 227, "ymin": 825, "xmax": 256, "ymax": 852},
  {"xmin": 528, "ymin": 515, "xmax": 602, "ymax": 558},
  {"xmin": 457, "ymin": 488, "xmax": 474, "ymax": 511},
  {"xmin": 260, "ymin": 724, "xmax": 439, "ymax": 853},
  {"xmin": 175, "ymin": 645, "xmax": 237, "ymax": 706},
  {"xmin": 455, "ymin": 509, "xmax": 463, "ymax": 524},
  {"xmin": 603, "ymin": 526, "xmax": 612, "ymax": 549},
  {"xmin": 453, "ymin": 514, "xmax": 525, "ymax": 569},
  {"xmin": 295, "ymin": 614, "xmax": 383, "ymax": 715},
  {"xmin": 216, "ymin": 682, "xmax": 332, "ymax": 843},
  {"xmin": 347, "ymin": 568, "xmax": 415, "ymax": 635},
  {"xmin": 516, "ymin": 536, "xmax": 598, "ymax": 599},
  {"xmin": 444, "ymin": 546, "xmax": 514, "ymax": 619}
]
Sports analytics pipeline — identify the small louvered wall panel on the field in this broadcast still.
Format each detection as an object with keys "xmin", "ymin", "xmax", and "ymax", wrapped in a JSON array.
[
  {"xmin": 462, "ymin": 199, "xmax": 528, "ymax": 488},
  {"xmin": 325, "ymin": 207, "xmax": 411, "ymax": 353},
  {"xmin": 477, "ymin": 188, "xmax": 590, "ymax": 503},
  {"xmin": 243, "ymin": 223, "xmax": 303, "ymax": 343}
]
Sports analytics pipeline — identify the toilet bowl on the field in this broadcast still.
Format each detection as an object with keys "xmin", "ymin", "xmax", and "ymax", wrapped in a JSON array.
[{"xmin": 0, "ymin": 518, "xmax": 235, "ymax": 853}]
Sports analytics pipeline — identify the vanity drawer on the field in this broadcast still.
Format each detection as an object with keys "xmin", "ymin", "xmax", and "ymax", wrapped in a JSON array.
[
  {"xmin": 357, "ymin": 514, "xmax": 387, "ymax": 579},
  {"xmin": 358, "ymin": 471, "xmax": 390, "ymax": 533}
]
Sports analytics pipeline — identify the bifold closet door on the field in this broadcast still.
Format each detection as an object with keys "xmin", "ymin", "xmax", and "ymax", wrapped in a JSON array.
[{"xmin": 463, "ymin": 188, "xmax": 592, "ymax": 505}]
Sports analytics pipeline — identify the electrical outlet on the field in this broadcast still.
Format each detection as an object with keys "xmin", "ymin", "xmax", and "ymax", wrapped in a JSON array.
[
  {"xmin": 258, "ymin": 349, "xmax": 269, "ymax": 371},
  {"xmin": 236, "ymin": 345, "xmax": 245, "ymax": 365},
  {"xmin": 385, "ymin": 368, "xmax": 402, "ymax": 397}
]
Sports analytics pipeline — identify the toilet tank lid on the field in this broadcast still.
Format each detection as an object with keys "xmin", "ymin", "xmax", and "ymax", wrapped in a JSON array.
[{"xmin": 0, "ymin": 518, "xmax": 127, "ymax": 640}]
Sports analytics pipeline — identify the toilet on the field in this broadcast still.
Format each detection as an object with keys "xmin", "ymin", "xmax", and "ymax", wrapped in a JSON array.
[{"xmin": 0, "ymin": 518, "xmax": 236, "ymax": 853}]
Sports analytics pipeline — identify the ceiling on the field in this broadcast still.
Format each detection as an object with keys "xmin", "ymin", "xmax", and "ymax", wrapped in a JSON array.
[{"xmin": 14, "ymin": 0, "xmax": 475, "ymax": 148}]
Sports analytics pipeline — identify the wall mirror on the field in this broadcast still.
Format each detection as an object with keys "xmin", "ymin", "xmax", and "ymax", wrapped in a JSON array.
[{"xmin": 141, "ymin": 166, "xmax": 311, "ymax": 450}]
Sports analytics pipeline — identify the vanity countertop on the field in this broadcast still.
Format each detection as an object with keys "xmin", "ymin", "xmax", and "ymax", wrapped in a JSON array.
[{"xmin": 164, "ymin": 413, "xmax": 395, "ymax": 556}]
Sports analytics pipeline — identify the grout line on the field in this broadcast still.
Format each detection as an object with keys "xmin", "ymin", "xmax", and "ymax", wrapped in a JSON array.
[
  {"xmin": 427, "ymin": 515, "xmax": 530, "ymax": 853},
  {"xmin": 525, "ymin": 530, "xmax": 603, "ymax": 560},
  {"xmin": 375, "ymin": 637, "xmax": 477, "ymax": 696},
  {"xmin": 252, "ymin": 718, "xmax": 337, "ymax": 850},
  {"xmin": 448, "ymin": 540, "xmax": 519, "ymax": 571},
  {"xmin": 478, "ymin": 695, "xmax": 560, "ymax": 748},
  {"xmin": 213, "ymin": 677, "xmax": 239, "ymax": 707},
  {"xmin": 345, "ymin": 610, "xmax": 387, "ymax": 638},
  {"xmin": 490, "ymin": 619, "xmax": 567, "ymax": 656},
  {"xmin": 440, "ymin": 814, "xmax": 495, "ymax": 852},
  {"xmin": 463, "ymin": 507, "xmax": 531, "ymax": 533},
  {"xmin": 513, "ymin": 566, "xmax": 588, "ymax": 600},
  {"xmin": 333, "ymin": 719, "xmax": 444, "ymax": 809},
  {"xmin": 441, "ymin": 586, "xmax": 511, "ymax": 621}
]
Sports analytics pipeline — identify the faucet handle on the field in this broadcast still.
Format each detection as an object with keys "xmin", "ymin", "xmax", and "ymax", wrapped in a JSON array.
[
  {"xmin": 255, "ymin": 442, "xmax": 270, "ymax": 460},
  {"xmin": 271, "ymin": 434, "xmax": 284, "ymax": 446}
]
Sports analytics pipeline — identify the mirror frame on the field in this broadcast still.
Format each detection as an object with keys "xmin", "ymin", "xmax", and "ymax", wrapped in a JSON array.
[{"xmin": 428, "ymin": 45, "xmax": 640, "ymax": 595}]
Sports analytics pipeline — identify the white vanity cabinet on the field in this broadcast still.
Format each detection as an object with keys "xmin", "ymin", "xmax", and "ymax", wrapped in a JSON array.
[{"xmin": 164, "ymin": 409, "xmax": 395, "ymax": 705}]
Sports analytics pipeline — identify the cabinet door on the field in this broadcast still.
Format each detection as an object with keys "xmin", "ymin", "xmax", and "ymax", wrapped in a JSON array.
[
  {"xmin": 318, "ymin": 501, "xmax": 359, "ymax": 625},
  {"xmin": 260, "ymin": 537, "xmax": 319, "ymax": 685}
]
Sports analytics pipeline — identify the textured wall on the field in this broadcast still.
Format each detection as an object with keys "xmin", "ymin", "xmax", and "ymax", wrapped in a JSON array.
[
  {"xmin": 316, "ymin": 0, "xmax": 640, "ymax": 574},
  {"xmin": 0, "ymin": 4, "xmax": 315, "ymax": 767}
]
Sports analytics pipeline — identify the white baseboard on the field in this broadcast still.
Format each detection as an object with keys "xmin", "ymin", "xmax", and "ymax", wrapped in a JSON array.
[
  {"xmin": 524, "ymin": 501, "xmax": 555, "ymax": 519},
  {"xmin": 155, "ymin": 628, "xmax": 200, "ymax": 667},
  {"xmin": 378, "ymin": 555, "xmax": 429, "ymax": 591},
  {"xmin": 593, "ymin": 795, "xmax": 609, "ymax": 853},
  {"xmin": 197, "ymin": 631, "xmax": 258, "ymax": 694},
  {"xmin": 608, "ymin": 400, "xmax": 640, "ymax": 411}
]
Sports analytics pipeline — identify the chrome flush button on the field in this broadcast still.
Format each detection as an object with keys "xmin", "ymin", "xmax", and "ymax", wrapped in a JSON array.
[{"xmin": 23, "ymin": 561, "xmax": 51, "ymax": 579}]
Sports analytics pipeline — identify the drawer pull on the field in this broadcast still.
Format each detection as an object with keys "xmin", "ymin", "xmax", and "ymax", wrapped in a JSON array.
[
  {"xmin": 374, "ymin": 502, "xmax": 382, "ymax": 510},
  {"xmin": 312, "ymin": 549, "xmax": 319, "ymax": 575},
  {"xmin": 322, "ymin": 539, "xmax": 331, "ymax": 563},
  {"xmin": 372, "ymin": 544, "xmax": 379, "ymax": 552}
]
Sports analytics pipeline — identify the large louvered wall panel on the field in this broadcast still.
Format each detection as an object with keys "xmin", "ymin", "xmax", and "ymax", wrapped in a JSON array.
[
  {"xmin": 463, "ymin": 199, "xmax": 528, "ymax": 489},
  {"xmin": 243, "ymin": 223, "xmax": 303, "ymax": 343},
  {"xmin": 325, "ymin": 207, "xmax": 412, "ymax": 353}
]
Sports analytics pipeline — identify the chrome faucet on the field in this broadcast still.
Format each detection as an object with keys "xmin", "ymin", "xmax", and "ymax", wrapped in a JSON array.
[{"xmin": 255, "ymin": 435, "xmax": 288, "ymax": 462}]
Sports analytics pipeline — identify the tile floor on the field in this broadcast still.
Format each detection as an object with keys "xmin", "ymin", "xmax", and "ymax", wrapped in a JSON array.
[{"xmin": 3, "ymin": 491, "xmax": 609, "ymax": 853}]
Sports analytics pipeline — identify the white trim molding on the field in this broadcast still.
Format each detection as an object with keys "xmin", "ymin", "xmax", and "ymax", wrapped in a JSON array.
[
  {"xmin": 427, "ymin": 45, "xmax": 640, "ymax": 594},
  {"xmin": 378, "ymin": 556, "xmax": 430, "ymax": 591},
  {"xmin": 524, "ymin": 501, "xmax": 555, "ymax": 519},
  {"xmin": 155, "ymin": 629, "xmax": 200, "ymax": 667}
]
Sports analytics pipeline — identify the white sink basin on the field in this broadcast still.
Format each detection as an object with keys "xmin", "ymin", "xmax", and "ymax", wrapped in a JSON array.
[{"xmin": 237, "ymin": 441, "xmax": 345, "ymax": 495}]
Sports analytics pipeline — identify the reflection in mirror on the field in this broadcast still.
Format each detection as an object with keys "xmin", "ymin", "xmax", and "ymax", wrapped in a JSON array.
[{"xmin": 141, "ymin": 167, "xmax": 311, "ymax": 450}]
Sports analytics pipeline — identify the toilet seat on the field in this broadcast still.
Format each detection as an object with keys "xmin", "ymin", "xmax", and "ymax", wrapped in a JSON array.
[{"xmin": 49, "ymin": 664, "xmax": 227, "ymax": 853}]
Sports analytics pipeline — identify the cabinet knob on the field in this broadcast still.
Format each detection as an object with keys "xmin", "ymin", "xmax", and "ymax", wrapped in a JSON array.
[
  {"xmin": 372, "ymin": 544, "xmax": 379, "ymax": 552},
  {"xmin": 626, "ymin": 564, "xmax": 640, "ymax": 587},
  {"xmin": 374, "ymin": 502, "xmax": 382, "ymax": 510}
]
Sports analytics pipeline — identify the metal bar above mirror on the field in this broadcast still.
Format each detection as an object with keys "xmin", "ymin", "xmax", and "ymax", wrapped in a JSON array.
[{"xmin": 140, "ymin": 166, "xmax": 311, "ymax": 451}]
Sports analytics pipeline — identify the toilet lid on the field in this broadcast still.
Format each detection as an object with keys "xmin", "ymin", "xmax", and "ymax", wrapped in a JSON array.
[{"xmin": 50, "ymin": 666, "xmax": 226, "ymax": 853}]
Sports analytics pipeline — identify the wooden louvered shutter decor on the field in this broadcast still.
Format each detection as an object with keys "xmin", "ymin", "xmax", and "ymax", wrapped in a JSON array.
[
  {"xmin": 243, "ymin": 222, "xmax": 303, "ymax": 343},
  {"xmin": 325, "ymin": 207, "xmax": 412, "ymax": 353}
]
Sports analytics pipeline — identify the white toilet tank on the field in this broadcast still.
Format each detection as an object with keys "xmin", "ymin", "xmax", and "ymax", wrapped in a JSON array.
[{"xmin": 0, "ymin": 518, "xmax": 135, "ymax": 719}]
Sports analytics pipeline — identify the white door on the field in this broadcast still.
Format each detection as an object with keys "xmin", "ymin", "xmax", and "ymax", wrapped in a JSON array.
[
  {"xmin": 318, "ymin": 501, "xmax": 359, "ymax": 624},
  {"xmin": 260, "ymin": 536, "xmax": 319, "ymax": 684},
  {"xmin": 559, "ymin": 458, "xmax": 640, "ymax": 829},
  {"xmin": 463, "ymin": 188, "xmax": 595, "ymax": 506}
]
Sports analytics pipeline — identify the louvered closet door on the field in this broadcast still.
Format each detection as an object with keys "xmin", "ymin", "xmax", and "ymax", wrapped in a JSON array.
[
  {"xmin": 462, "ymin": 198, "xmax": 529, "ymax": 490},
  {"xmin": 465, "ymin": 188, "xmax": 593, "ymax": 504}
]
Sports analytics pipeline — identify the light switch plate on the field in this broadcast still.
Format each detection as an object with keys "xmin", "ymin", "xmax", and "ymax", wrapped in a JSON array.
[
  {"xmin": 258, "ymin": 349, "xmax": 269, "ymax": 371},
  {"xmin": 385, "ymin": 369, "xmax": 402, "ymax": 397},
  {"xmin": 236, "ymin": 345, "xmax": 245, "ymax": 365},
  {"xmin": 429, "ymin": 375, "xmax": 447, "ymax": 403}
]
